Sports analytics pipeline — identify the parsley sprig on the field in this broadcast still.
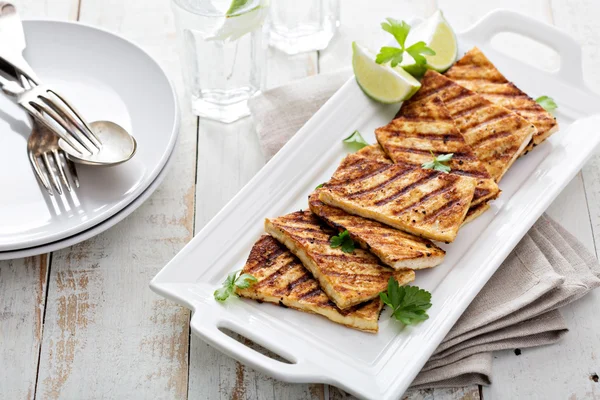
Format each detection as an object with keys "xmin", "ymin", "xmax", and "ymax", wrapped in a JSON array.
[
  {"xmin": 330, "ymin": 230, "xmax": 355, "ymax": 253},
  {"xmin": 376, "ymin": 18, "xmax": 436, "ymax": 68},
  {"xmin": 343, "ymin": 130, "xmax": 369, "ymax": 150},
  {"xmin": 214, "ymin": 270, "xmax": 257, "ymax": 302},
  {"xmin": 380, "ymin": 277, "xmax": 432, "ymax": 325},
  {"xmin": 421, "ymin": 151, "xmax": 453, "ymax": 173},
  {"xmin": 535, "ymin": 95, "xmax": 558, "ymax": 112}
]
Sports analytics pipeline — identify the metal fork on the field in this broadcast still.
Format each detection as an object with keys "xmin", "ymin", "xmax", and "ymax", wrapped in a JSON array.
[
  {"xmin": 0, "ymin": 2, "xmax": 102, "ymax": 156},
  {"xmin": 22, "ymin": 76, "xmax": 79, "ymax": 196},
  {"xmin": 2, "ymin": 75, "xmax": 102, "ymax": 156}
]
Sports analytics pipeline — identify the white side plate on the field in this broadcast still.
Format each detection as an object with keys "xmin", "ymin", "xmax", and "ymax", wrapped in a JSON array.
[
  {"xmin": 151, "ymin": 10, "xmax": 600, "ymax": 400},
  {"xmin": 0, "ymin": 147, "xmax": 175, "ymax": 260},
  {"xmin": 0, "ymin": 20, "xmax": 178, "ymax": 251}
]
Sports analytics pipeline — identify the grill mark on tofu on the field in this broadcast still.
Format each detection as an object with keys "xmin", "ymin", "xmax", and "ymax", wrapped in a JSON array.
[
  {"xmin": 264, "ymin": 211, "xmax": 415, "ymax": 309},
  {"xmin": 376, "ymin": 97, "xmax": 499, "ymax": 206},
  {"xmin": 411, "ymin": 70, "xmax": 535, "ymax": 182},
  {"xmin": 374, "ymin": 173, "xmax": 440, "ymax": 207},
  {"xmin": 468, "ymin": 129, "xmax": 514, "ymax": 148},
  {"xmin": 318, "ymin": 146, "xmax": 477, "ymax": 242},
  {"xmin": 308, "ymin": 192, "xmax": 445, "ymax": 270},
  {"xmin": 346, "ymin": 166, "xmax": 413, "ymax": 199},
  {"xmin": 445, "ymin": 47, "xmax": 557, "ymax": 148},
  {"xmin": 236, "ymin": 235, "xmax": 385, "ymax": 332},
  {"xmin": 390, "ymin": 180, "xmax": 456, "ymax": 216}
]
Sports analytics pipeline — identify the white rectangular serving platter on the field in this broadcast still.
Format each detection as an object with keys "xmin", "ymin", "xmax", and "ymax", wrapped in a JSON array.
[{"xmin": 151, "ymin": 10, "xmax": 600, "ymax": 399}]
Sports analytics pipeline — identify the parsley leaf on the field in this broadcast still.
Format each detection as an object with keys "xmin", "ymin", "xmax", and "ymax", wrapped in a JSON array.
[
  {"xmin": 315, "ymin": 183, "xmax": 326, "ymax": 190},
  {"xmin": 421, "ymin": 151, "xmax": 453, "ymax": 173},
  {"xmin": 380, "ymin": 277, "xmax": 432, "ymax": 325},
  {"xmin": 375, "ymin": 46, "xmax": 405, "ymax": 67},
  {"xmin": 343, "ymin": 130, "xmax": 369, "ymax": 150},
  {"xmin": 214, "ymin": 270, "xmax": 257, "ymax": 302},
  {"xmin": 535, "ymin": 95, "xmax": 558, "ymax": 112},
  {"xmin": 330, "ymin": 230, "xmax": 355, "ymax": 253},
  {"xmin": 405, "ymin": 41, "xmax": 436, "ymax": 65},
  {"xmin": 381, "ymin": 18, "xmax": 411, "ymax": 48}
]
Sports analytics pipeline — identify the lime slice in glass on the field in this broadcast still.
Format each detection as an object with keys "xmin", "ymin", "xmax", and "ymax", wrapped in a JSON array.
[
  {"xmin": 206, "ymin": 0, "xmax": 269, "ymax": 42},
  {"xmin": 401, "ymin": 10, "xmax": 458, "ymax": 73},
  {"xmin": 352, "ymin": 42, "xmax": 421, "ymax": 104}
]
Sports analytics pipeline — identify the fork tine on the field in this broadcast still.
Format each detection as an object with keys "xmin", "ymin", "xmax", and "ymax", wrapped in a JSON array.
[
  {"xmin": 65, "ymin": 154, "xmax": 80, "ymax": 188},
  {"xmin": 42, "ymin": 152, "xmax": 62, "ymax": 195},
  {"xmin": 29, "ymin": 99, "xmax": 95, "ymax": 154},
  {"xmin": 28, "ymin": 150, "xmax": 53, "ymax": 196},
  {"xmin": 46, "ymin": 89, "xmax": 102, "ymax": 148},
  {"xmin": 52, "ymin": 149, "xmax": 71, "ymax": 192}
]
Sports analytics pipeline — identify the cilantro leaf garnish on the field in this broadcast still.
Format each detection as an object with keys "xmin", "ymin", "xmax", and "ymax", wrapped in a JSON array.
[
  {"xmin": 421, "ymin": 151, "xmax": 453, "ymax": 173},
  {"xmin": 535, "ymin": 95, "xmax": 558, "ymax": 112},
  {"xmin": 376, "ymin": 18, "xmax": 435, "ymax": 69},
  {"xmin": 375, "ymin": 46, "xmax": 405, "ymax": 67},
  {"xmin": 405, "ymin": 41, "xmax": 436, "ymax": 66},
  {"xmin": 330, "ymin": 230, "xmax": 355, "ymax": 253},
  {"xmin": 381, "ymin": 18, "xmax": 411, "ymax": 48},
  {"xmin": 214, "ymin": 270, "xmax": 257, "ymax": 302},
  {"xmin": 343, "ymin": 130, "xmax": 369, "ymax": 150},
  {"xmin": 380, "ymin": 277, "xmax": 432, "ymax": 325},
  {"xmin": 315, "ymin": 183, "xmax": 326, "ymax": 190}
]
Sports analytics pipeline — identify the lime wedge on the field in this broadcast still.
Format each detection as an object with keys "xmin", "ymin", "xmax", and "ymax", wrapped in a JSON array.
[
  {"xmin": 402, "ymin": 10, "xmax": 458, "ymax": 73},
  {"xmin": 352, "ymin": 42, "xmax": 421, "ymax": 104},
  {"xmin": 206, "ymin": 0, "xmax": 269, "ymax": 42}
]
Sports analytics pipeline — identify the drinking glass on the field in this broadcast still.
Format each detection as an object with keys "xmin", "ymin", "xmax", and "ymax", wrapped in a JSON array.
[
  {"xmin": 268, "ymin": 0, "xmax": 340, "ymax": 55},
  {"xmin": 171, "ymin": 0, "xmax": 268, "ymax": 123}
]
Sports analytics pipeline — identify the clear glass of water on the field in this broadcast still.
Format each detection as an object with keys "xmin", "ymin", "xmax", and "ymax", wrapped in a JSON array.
[
  {"xmin": 268, "ymin": 0, "xmax": 340, "ymax": 55},
  {"xmin": 171, "ymin": 0, "xmax": 268, "ymax": 123}
]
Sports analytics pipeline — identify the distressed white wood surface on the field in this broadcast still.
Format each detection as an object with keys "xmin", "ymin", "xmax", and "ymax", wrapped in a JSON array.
[
  {"xmin": 0, "ymin": 4, "xmax": 76, "ymax": 400},
  {"xmin": 2, "ymin": 0, "xmax": 600, "ymax": 399}
]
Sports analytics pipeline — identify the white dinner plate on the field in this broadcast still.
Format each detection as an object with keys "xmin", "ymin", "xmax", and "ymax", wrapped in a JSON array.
[
  {"xmin": 150, "ymin": 10, "xmax": 600, "ymax": 400},
  {"xmin": 0, "ymin": 20, "xmax": 179, "ymax": 251},
  {"xmin": 0, "ymin": 146, "xmax": 174, "ymax": 260}
]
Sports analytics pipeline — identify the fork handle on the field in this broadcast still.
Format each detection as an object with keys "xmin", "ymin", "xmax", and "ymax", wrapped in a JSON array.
[{"xmin": 0, "ymin": 52, "xmax": 39, "ymax": 85}]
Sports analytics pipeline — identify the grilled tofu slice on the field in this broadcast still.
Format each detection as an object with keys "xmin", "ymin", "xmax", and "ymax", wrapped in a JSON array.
[
  {"xmin": 318, "ymin": 148, "xmax": 477, "ymax": 242},
  {"xmin": 461, "ymin": 202, "xmax": 490, "ymax": 227},
  {"xmin": 264, "ymin": 211, "xmax": 415, "ymax": 309},
  {"xmin": 376, "ymin": 96, "xmax": 500, "ymax": 206},
  {"xmin": 445, "ymin": 47, "xmax": 558, "ymax": 150},
  {"xmin": 236, "ymin": 235, "xmax": 384, "ymax": 332},
  {"xmin": 308, "ymin": 192, "xmax": 445, "ymax": 270},
  {"xmin": 411, "ymin": 70, "xmax": 536, "ymax": 182}
]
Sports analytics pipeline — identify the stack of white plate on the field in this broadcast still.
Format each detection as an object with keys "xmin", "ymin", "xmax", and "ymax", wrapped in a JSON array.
[{"xmin": 0, "ymin": 21, "xmax": 179, "ymax": 260}]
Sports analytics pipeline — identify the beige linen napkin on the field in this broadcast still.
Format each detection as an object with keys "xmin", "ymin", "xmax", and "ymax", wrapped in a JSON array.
[{"xmin": 248, "ymin": 71, "xmax": 600, "ymax": 389}]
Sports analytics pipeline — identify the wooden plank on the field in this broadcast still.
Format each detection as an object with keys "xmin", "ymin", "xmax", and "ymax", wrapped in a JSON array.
[
  {"xmin": 0, "ymin": 3, "xmax": 77, "ymax": 400},
  {"xmin": 187, "ymin": 40, "xmax": 323, "ymax": 400},
  {"xmin": 33, "ymin": 0, "xmax": 197, "ymax": 398},
  {"xmin": 0, "ymin": 255, "xmax": 49, "ymax": 400}
]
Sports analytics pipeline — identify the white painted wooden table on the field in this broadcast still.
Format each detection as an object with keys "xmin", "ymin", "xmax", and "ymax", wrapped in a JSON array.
[{"xmin": 1, "ymin": 0, "xmax": 599, "ymax": 399}]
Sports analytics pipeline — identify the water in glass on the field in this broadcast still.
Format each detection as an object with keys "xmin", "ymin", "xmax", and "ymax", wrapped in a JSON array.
[{"xmin": 171, "ymin": 0, "xmax": 267, "ymax": 123}]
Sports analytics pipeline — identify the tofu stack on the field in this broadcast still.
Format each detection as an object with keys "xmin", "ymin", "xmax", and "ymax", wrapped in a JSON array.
[{"xmin": 236, "ymin": 47, "xmax": 554, "ymax": 333}]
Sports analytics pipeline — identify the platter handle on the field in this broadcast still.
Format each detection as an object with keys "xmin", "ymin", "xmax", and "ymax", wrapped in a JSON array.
[{"xmin": 462, "ymin": 9, "xmax": 584, "ymax": 88}]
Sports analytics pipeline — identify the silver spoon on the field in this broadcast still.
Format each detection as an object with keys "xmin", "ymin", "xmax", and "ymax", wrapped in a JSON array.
[{"xmin": 59, "ymin": 121, "xmax": 137, "ymax": 166}]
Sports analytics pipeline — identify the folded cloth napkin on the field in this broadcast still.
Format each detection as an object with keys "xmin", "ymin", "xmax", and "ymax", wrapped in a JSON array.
[{"xmin": 248, "ymin": 70, "xmax": 600, "ymax": 390}]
